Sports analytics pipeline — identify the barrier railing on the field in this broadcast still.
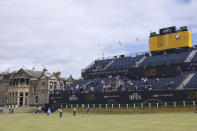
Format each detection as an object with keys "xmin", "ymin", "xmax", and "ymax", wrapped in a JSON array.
[{"xmin": 61, "ymin": 101, "xmax": 196, "ymax": 109}]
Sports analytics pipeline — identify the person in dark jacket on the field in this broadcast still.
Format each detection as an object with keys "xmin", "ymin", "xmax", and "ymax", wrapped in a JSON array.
[{"xmin": 87, "ymin": 107, "xmax": 90, "ymax": 116}]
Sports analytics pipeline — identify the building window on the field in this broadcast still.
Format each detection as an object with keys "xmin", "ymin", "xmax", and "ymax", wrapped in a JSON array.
[
  {"xmin": 26, "ymin": 79, "xmax": 29, "ymax": 85},
  {"xmin": 16, "ymin": 79, "xmax": 19, "ymax": 86},
  {"xmin": 9, "ymin": 79, "xmax": 13, "ymax": 86},
  {"xmin": 60, "ymin": 84, "xmax": 63, "ymax": 89},
  {"xmin": 50, "ymin": 82, "xmax": 53, "ymax": 89},
  {"xmin": 34, "ymin": 86, "xmax": 36, "ymax": 93},
  {"xmin": 20, "ymin": 79, "xmax": 24, "ymax": 84},
  {"xmin": 20, "ymin": 92, "xmax": 23, "ymax": 97},
  {"xmin": 54, "ymin": 82, "xmax": 57, "ymax": 90},
  {"xmin": 35, "ymin": 96, "xmax": 38, "ymax": 104},
  {"xmin": 13, "ymin": 79, "xmax": 16, "ymax": 86}
]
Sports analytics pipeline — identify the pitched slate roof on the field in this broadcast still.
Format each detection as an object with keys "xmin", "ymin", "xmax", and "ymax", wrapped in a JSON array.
[
  {"xmin": 0, "ymin": 72, "xmax": 16, "ymax": 80},
  {"xmin": 23, "ymin": 69, "xmax": 43, "ymax": 78}
]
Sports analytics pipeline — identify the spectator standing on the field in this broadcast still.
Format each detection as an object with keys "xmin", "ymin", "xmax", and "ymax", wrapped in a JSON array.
[
  {"xmin": 11, "ymin": 105, "xmax": 14, "ymax": 114},
  {"xmin": 183, "ymin": 73, "xmax": 187, "ymax": 79},
  {"xmin": 73, "ymin": 107, "xmax": 76, "ymax": 116},
  {"xmin": 47, "ymin": 108, "xmax": 51, "ymax": 115},
  {"xmin": 59, "ymin": 109, "xmax": 63, "ymax": 118},
  {"xmin": 87, "ymin": 107, "xmax": 90, "ymax": 116},
  {"xmin": 141, "ymin": 77, "xmax": 144, "ymax": 82},
  {"xmin": 8, "ymin": 105, "xmax": 11, "ymax": 114},
  {"xmin": 135, "ymin": 85, "xmax": 138, "ymax": 90}
]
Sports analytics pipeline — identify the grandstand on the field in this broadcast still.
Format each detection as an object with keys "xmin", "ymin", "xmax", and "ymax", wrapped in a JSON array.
[
  {"xmin": 50, "ymin": 26, "xmax": 197, "ymax": 107},
  {"xmin": 77, "ymin": 47, "xmax": 197, "ymax": 92}
]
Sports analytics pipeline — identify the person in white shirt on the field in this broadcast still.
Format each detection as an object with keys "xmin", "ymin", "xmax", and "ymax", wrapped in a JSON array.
[
  {"xmin": 73, "ymin": 107, "xmax": 76, "ymax": 116},
  {"xmin": 8, "ymin": 105, "xmax": 11, "ymax": 114}
]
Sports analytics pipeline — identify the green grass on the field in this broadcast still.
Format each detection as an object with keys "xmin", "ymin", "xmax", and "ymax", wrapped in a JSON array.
[{"xmin": 0, "ymin": 112, "xmax": 197, "ymax": 131}]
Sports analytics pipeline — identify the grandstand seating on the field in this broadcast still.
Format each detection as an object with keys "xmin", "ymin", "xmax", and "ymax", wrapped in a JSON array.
[
  {"xmin": 85, "ymin": 59, "xmax": 112, "ymax": 72},
  {"xmin": 140, "ymin": 49, "xmax": 194, "ymax": 67},
  {"xmin": 84, "ymin": 55, "xmax": 145, "ymax": 72},
  {"xmin": 145, "ymin": 75, "xmax": 183, "ymax": 90},
  {"xmin": 106, "ymin": 55, "xmax": 144, "ymax": 70},
  {"xmin": 65, "ymin": 47, "xmax": 197, "ymax": 94},
  {"xmin": 83, "ymin": 48, "xmax": 197, "ymax": 73},
  {"xmin": 64, "ymin": 73, "xmax": 188, "ymax": 93}
]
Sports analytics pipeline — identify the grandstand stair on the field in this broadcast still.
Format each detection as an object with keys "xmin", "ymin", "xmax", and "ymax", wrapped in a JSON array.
[
  {"xmin": 103, "ymin": 57, "xmax": 116, "ymax": 70},
  {"xmin": 85, "ymin": 80, "xmax": 93, "ymax": 86},
  {"xmin": 177, "ymin": 73, "xmax": 195, "ymax": 90},
  {"xmin": 135, "ymin": 56, "xmax": 147, "ymax": 67},
  {"xmin": 185, "ymin": 49, "xmax": 197, "ymax": 62}
]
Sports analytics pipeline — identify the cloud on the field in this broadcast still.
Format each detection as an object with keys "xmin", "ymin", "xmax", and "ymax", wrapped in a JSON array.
[{"xmin": 0, "ymin": 0, "xmax": 197, "ymax": 78}]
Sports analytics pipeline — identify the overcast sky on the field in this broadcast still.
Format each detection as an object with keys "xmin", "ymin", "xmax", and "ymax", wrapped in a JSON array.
[{"xmin": 1, "ymin": 0, "xmax": 197, "ymax": 78}]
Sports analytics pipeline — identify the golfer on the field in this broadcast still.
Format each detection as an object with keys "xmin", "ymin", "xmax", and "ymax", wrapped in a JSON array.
[{"xmin": 73, "ymin": 107, "xmax": 76, "ymax": 116}]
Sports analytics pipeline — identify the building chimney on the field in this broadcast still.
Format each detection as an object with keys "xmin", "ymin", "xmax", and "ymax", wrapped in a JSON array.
[
  {"xmin": 55, "ymin": 72, "xmax": 61, "ymax": 78},
  {"xmin": 43, "ymin": 68, "xmax": 47, "ymax": 75}
]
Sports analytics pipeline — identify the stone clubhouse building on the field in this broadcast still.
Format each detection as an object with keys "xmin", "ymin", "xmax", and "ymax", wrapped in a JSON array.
[{"xmin": 0, "ymin": 68, "xmax": 65, "ymax": 106}]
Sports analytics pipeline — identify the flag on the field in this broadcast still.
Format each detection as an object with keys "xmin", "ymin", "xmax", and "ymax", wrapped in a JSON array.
[
  {"xmin": 118, "ymin": 41, "xmax": 122, "ymax": 45},
  {"xmin": 136, "ymin": 37, "xmax": 139, "ymax": 42}
]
